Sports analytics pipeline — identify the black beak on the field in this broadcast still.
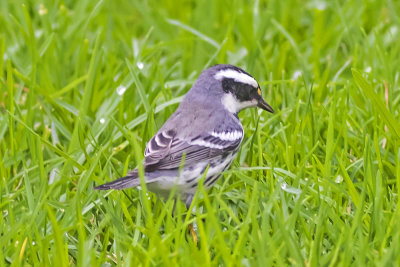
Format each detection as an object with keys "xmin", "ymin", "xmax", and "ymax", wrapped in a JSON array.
[{"xmin": 257, "ymin": 97, "xmax": 274, "ymax": 113}]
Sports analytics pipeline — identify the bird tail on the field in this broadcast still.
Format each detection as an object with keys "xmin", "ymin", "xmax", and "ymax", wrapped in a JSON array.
[{"xmin": 94, "ymin": 170, "xmax": 141, "ymax": 190}]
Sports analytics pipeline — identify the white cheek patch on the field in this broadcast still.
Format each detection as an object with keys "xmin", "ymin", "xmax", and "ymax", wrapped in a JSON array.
[
  {"xmin": 221, "ymin": 93, "xmax": 257, "ymax": 113},
  {"xmin": 214, "ymin": 69, "xmax": 258, "ymax": 88}
]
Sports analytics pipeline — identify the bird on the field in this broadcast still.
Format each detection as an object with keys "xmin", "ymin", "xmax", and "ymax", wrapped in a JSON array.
[{"xmin": 94, "ymin": 64, "xmax": 274, "ymax": 211}]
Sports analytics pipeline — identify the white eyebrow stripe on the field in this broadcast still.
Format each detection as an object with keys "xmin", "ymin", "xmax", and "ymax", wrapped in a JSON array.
[{"xmin": 214, "ymin": 69, "xmax": 258, "ymax": 88}]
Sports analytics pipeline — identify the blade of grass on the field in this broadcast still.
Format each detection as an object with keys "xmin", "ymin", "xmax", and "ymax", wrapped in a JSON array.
[{"xmin": 352, "ymin": 69, "xmax": 400, "ymax": 138}]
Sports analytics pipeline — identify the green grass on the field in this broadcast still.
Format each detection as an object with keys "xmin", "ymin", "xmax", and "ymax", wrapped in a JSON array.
[{"xmin": 1, "ymin": 0, "xmax": 400, "ymax": 265}]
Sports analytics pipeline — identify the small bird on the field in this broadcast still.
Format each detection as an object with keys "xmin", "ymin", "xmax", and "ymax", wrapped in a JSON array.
[{"xmin": 94, "ymin": 64, "xmax": 274, "ymax": 210}]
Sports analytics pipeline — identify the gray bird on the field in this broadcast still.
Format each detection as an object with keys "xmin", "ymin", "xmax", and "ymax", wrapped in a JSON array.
[{"xmin": 94, "ymin": 64, "xmax": 274, "ymax": 209}]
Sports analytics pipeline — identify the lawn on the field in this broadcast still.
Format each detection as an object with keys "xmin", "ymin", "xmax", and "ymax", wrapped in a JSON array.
[{"xmin": 1, "ymin": 0, "xmax": 400, "ymax": 266}]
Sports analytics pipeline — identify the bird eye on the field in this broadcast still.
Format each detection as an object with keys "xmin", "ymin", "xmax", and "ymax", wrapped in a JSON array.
[{"xmin": 257, "ymin": 87, "xmax": 262, "ymax": 96}]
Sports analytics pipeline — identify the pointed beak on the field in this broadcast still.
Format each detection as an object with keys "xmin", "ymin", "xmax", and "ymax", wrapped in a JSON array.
[{"xmin": 257, "ymin": 97, "xmax": 274, "ymax": 113}]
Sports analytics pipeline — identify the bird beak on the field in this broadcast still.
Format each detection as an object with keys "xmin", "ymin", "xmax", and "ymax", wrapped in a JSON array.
[{"xmin": 257, "ymin": 97, "xmax": 274, "ymax": 113}]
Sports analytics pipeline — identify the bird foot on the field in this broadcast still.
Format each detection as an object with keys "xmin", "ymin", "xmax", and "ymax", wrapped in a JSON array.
[{"xmin": 188, "ymin": 223, "xmax": 198, "ymax": 245}]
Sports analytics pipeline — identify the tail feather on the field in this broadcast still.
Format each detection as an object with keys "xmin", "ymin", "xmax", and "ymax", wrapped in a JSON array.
[{"xmin": 94, "ymin": 170, "xmax": 140, "ymax": 190}]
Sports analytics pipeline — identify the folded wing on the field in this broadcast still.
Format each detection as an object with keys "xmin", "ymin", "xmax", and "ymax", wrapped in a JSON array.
[{"xmin": 144, "ymin": 129, "xmax": 244, "ymax": 172}]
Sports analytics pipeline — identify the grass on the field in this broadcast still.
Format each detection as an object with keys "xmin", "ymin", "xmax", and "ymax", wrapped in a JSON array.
[{"xmin": 1, "ymin": 0, "xmax": 400, "ymax": 265}]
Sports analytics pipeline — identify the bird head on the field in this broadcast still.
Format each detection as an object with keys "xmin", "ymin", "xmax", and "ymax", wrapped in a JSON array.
[{"xmin": 208, "ymin": 65, "xmax": 274, "ymax": 114}]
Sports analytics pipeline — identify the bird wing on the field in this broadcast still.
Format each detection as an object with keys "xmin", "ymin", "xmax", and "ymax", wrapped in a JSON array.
[
  {"xmin": 143, "ymin": 129, "xmax": 243, "ymax": 172},
  {"xmin": 144, "ymin": 129, "xmax": 176, "ymax": 165}
]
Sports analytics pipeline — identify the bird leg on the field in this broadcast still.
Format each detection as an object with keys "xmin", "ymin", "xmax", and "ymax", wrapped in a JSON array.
[
  {"xmin": 185, "ymin": 195, "xmax": 198, "ymax": 245},
  {"xmin": 188, "ymin": 223, "xmax": 198, "ymax": 245}
]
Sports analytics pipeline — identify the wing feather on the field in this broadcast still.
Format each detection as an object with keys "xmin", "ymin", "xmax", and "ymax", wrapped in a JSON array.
[{"xmin": 143, "ymin": 129, "xmax": 243, "ymax": 172}]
